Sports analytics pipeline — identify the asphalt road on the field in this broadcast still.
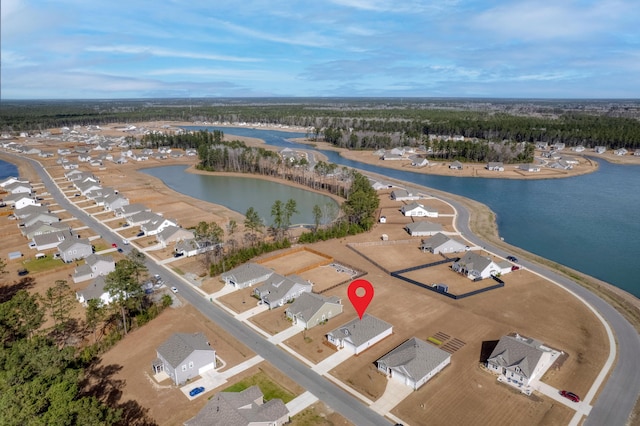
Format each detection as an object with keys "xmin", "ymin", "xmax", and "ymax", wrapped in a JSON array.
[
  {"xmin": 16, "ymin": 154, "xmax": 392, "ymax": 426},
  {"xmin": 15, "ymin": 152, "xmax": 639, "ymax": 425},
  {"xmin": 397, "ymin": 179, "xmax": 640, "ymax": 426}
]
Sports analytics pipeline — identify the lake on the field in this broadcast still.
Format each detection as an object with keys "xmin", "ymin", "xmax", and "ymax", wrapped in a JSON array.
[{"xmin": 184, "ymin": 126, "xmax": 640, "ymax": 298}]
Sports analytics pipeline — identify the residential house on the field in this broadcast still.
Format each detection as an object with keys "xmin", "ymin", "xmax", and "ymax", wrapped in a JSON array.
[
  {"xmin": 3, "ymin": 193, "xmax": 39, "ymax": 209},
  {"xmin": 32, "ymin": 230, "xmax": 72, "ymax": 251},
  {"xmin": 449, "ymin": 161, "xmax": 463, "ymax": 170},
  {"xmin": 518, "ymin": 163, "xmax": 540, "ymax": 172},
  {"xmin": 326, "ymin": 314, "xmax": 393, "ymax": 355},
  {"xmin": 405, "ymin": 221, "xmax": 443, "ymax": 237},
  {"xmin": 76, "ymin": 276, "xmax": 113, "ymax": 306},
  {"xmin": 376, "ymin": 337, "xmax": 451, "ymax": 390},
  {"xmin": 285, "ymin": 292, "xmax": 343, "ymax": 330},
  {"xmin": 4, "ymin": 181, "xmax": 33, "ymax": 194},
  {"xmin": 13, "ymin": 204, "xmax": 49, "ymax": 220},
  {"xmin": 174, "ymin": 239, "xmax": 218, "ymax": 257},
  {"xmin": 572, "ymin": 145, "xmax": 585, "ymax": 153},
  {"xmin": 420, "ymin": 232, "xmax": 468, "ymax": 254},
  {"xmin": 20, "ymin": 211, "xmax": 59, "ymax": 227},
  {"xmin": 157, "ymin": 226, "xmax": 195, "ymax": 248},
  {"xmin": 381, "ymin": 152, "xmax": 404, "ymax": 161},
  {"xmin": 184, "ymin": 385, "xmax": 289, "ymax": 426},
  {"xmin": 72, "ymin": 254, "xmax": 115, "ymax": 283},
  {"xmin": 141, "ymin": 216, "xmax": 178, "ymax": 236},
  {"xmin": 410, "ymin": 155, "xmax": 428, "ymax": 167},
  {"xmin": 58, "ymin": 238, "xmax": 93, "ymax": 263},
  {"xmin": 23, "ymin": 221, "xmax": 69, "ymax": 240},
  {"xmin": 153, "ymin": 332, "xmax": 216, "ymax": 385},
  {"xmin": 452, "ymin": 251, "xmax": 511, "ymax": 280},
  {"xmin": 486, "ymin": 333, "xmax": 556, "ymax": 386},
  {"xmin": 552, "ymin": 142, "xmax": 566, "ymax": 151},
  {"xmin": 253, "ymin": 274, "xmax": 312, "ymax": 309},
  {"xmin": 76, "ymin": 180, "xmax": 102, "ymax": 196},
  {"xmin": 0, "ymin": 176, "xmax": 28, "ymax": 188},
  {"xmin": 614, "ymin": 148, "xmax": 628, "ymax": 156},
  {"xmin": 401, "ymin": 202, "xmax": 438, "ymax": 217},
  {"xmin": 635, "ymin": 149, "xmax": 640, "ymax": 156},
  {"xmin": 126, "ymin": 211, "xmax": 161, "ymax": 226},
  {"xmin": 390, "ymin": 189, "xmax": 420, "ymax": 201},
  {"xmin": 115, "ymin": 203, "xmax": 150, "ymax": 218},
  {"xmin": 221, "ymin": 263, "xmax": 274, "ymax": 289},
  {"xmin": 103, "ymin": 193, "xmax": 129, "ymax": 211},
  {"xmin": 486, "ymin": 162, "xmax": 504, "ymax": 171}
]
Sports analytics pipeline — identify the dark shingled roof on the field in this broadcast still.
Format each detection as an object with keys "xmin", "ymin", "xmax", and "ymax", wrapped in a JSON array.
[{"xmin": 157, "ymin": 332, "xmax": 212, "ymax": 369}]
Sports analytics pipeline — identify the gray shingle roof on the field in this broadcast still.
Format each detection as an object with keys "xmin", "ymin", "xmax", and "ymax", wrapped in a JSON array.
[
  {"xmin": 377, "ymin": 337, "xmax": 450, "ymax": 382},
  {"xmin": 455, "ymin": 251, "xmax": 493, "ymax": 272},
  {"xmin": 406, "ymin": 221, "xmax": 443, "ymax": 234},
  {"xmin": 58, "ymin": 237, "xmax": 91, "ymax": 252},
  {"xmin": 221, "ymin": 263, "xmax": 273, "ymax": 286},
  {"xmin": 77, "ymin": 276, "xmax": 107, "ymax": 302},
  {"xmin": 328, "ymin": 314, "xmax": 393, "ymax": 347},
  {"xmin": 286, "ymin": 292, "xmax": 341, "ymax": 322},
  {"xmin": 487, "ymin": 334, "xmax": 545, "ymax": 379},
  {"xmin": 184, "ymin": 385, "xmax": 289, "ymax": 426},
  {"xmin": 157, "ymin": 332, "xmax": 213, "ymax": 369}
]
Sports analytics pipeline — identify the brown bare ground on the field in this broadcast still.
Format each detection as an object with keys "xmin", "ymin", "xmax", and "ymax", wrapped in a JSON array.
[
  {"xmin": 290, "ymin": 401, "xmax": 354, "ymax": 426},
  {"xmin": 283, "ymin": 321, "xmax": 340, "ymax": 364},
  {"xmin": 248, "ymin": 305, "xmax": 292, "ymax": 335}
]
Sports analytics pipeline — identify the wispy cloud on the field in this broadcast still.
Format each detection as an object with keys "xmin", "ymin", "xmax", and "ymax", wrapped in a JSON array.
[{"xmin": 85, "ymin": 45, "xmax": 259, "ymax": 62}]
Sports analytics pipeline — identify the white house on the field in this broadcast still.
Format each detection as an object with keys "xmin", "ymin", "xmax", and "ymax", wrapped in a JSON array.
[
  {"xmin": 31, "ymin": 230, "xmax": 72, "ymax": 251},
  {"xmin": 76, "ymin": 276, "xmax": 114, "ymax": 306},
  {"xmin": 141, "ymin": 216, "xmax": 178, "ymax": 236},
  {"xmin": 452, "ymin": 251, "xmax": 511, "ymax": 280},
  {"xmin": 486, "ymin": 333, "xmax": 556, "ymax": 386},
  {"xmin": 153, "ymin": 332, "xmax": 216, "ymax": 385},
  {"xmin": 401, "ymin": 202, "xmax": 438, "ymax": 217},
  {"xmin": 518, "ymin": 163, "xmax": 540, "ymax": 172},
  {"xmin": 326, "ymin": 314, "xmax": 393, "ymax": 355},
  {"xmin": 486, "ymin": 162, "xmax": 504, "ymax": 172},
  {"xmin": 376, "ymin": 337, "xmax": 451, "ymax": 390},
  {"xmin": 58, "ymin": 238, "xmax": 93, "ymax": 263},
  {"xmin": 390, "ymin": 189, "xmax": 420, "ymax": 201},
  {"xmin": 72, "ymin": 254, "xmax": 116, "ymax": 283},
  {"xmin": 221, "ymin": 263, "xmax": 274, "ymax": 289},
  {"xmin": 285, "ymin": 292, "xmax": 343, "ymax": 330},
  {"xmin": 3, "ymin": 193, "xmax": 40, "ymax": 209},
  {"xmin": 157, "ymin": 226, "xmax": 195, "ymax": 248},
  {"xmin": 253, "ymin": 274, "xmax": 312, "ymax": 309},
  {"xmin": 405, "ymin": 221, "xmax": 443, "ymax": 237}
]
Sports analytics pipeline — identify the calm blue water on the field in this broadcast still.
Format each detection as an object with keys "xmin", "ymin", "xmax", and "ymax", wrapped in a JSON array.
[
  {"xmin": 184, "ymin": 126, "xmax": 640, "ymax": 298},
  {"xmin": 141, "ymin": 165, "xmax": 339, "ymax": 227},
  {"xmin": 0, "ymin": 159, "xmax": 19, "ymax": 180}
]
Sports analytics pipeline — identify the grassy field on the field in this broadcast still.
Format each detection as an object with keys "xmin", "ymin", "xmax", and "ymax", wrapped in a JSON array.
[{"xmin": 223, "ymin": 369, "xmax": 296, "ymax": 403}]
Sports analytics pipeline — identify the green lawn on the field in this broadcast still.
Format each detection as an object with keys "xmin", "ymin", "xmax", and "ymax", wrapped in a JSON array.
[
  {"xmin": 222, "ymin": 370, "xmax": 296, "ymax": 403},
  {"xmin": 22, "ymin": 255, "xmax": 67, "ymax": 273}
]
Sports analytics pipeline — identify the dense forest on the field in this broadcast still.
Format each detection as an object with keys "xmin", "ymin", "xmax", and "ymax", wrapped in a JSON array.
[{"xmin": 2, "ymin": 99, "xmax": 639, "ymax": 150}]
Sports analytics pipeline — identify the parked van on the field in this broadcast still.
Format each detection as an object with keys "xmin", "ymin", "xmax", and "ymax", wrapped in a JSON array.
[{"xmin": 35, "ymin": 253, "xmax": 46, "ymax": 260}]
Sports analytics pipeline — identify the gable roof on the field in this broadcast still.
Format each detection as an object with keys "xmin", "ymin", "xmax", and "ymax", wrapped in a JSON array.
[
  {"xmin": 58, "ymin": 237, "xmax": 91, "ymax": 252},
  {"xmin": 406, "ymin": 221, "xmax": 443, "ymax": 234},
  {"xmin": 286, "ymin": 292, "xmax": 341, "ymax": 322},
  {"xmin": 328, "ymin": 314, "xmax": 393, "ymax": 347},
  {"xmin": 377, "ymin": 337, "xmax": 450, "ymax": 382},
  {"xmin": 487, "ymin": 334, "xmax": 546, "ymax": 379},
  {"xmin": 185, "ymin": 385, "xmax": 289, "ymax": 426},
  {"xmin": 455, "ymin": 251, "xmax": 494, "ymax": 272},
  {"xmin": 77, "ymin": 276, "xmax": 108, "ymax": 302},
  {"xmin": 157, "ymin": 332, "xmax": 213, "ymax": 369},
  {"xmin": 221, "ymin": 263, "xmax": 274, "ymax": 285}
]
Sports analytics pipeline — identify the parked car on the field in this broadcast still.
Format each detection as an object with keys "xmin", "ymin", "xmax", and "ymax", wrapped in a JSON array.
[
  {"xmin": 511, "ymin": 265, "xmax": 520, "ymax": 271},
  {"xmin": 111, "ymin": 243, "xmax": 118, "ymax": 248},
  {"xmin": 117, "ymin": 248, "xmax": 124, "ymax": 253},
  {"xmin": 171, "ymin": 287, "xmax": 179, "ymax": 293},
  {"xmin": 173, "ymin": 252, "xmax": 184, "ymax": 258},
  {"xmin": 560, "ymin": 390, "xmax": 580, "ymax": 402},
  {"xmin": 122, "ymin": 223, "xmax": 129, "ymax": 227},
  {"xmin": 507, "ymin": 256, "xmax": 518, "ymax": 262},
  {"xmin": 17, "ymin": 268, "xmax": 29, "ymax": 276},
  {"xmin": 136, "ymin": 231, "xmax": 145, "ymax": 237},
  {"xmin": 189, "ymin": 386, "xmax": 205, "ymax": 397},
  {"xmin": 122, "ymin": 239, "xmax": 129, "ymax": 245}
]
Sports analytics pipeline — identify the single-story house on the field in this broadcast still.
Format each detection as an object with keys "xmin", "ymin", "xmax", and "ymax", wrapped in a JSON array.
[
  {"xmin": 376, "ymin": 337, "xmax": 451, "ymax": 390},
  {"xmin": 518, "ymin": 163, "xmax": 540, "ymax": 172},
  {"xmin": 115, "ymin": 203, "xmax": 150, "ymax": 218},
  {"xmin": 14, "ymin": 204, "xmax": 49, "ymax": 219},
  {"xmin": 449, "ymin": 161, "xmax": 463, "ymax": 170},
  {"xmin": 157, "ymin": 226, "xmax": 195, "ymax": 248},
  {"xmin": 58, "ymin": 238, "xmax": 93, "ymax": 263},
  {"xmin": 21, "ymin": 211, "xmax": 59, "ymax": 228},
  {"xmin": 253, "ymin": 274, "xmax": 312, "ymax": 309},
  {"xmin": 103, "ymin": 193, "xmax": 129, "ymax": 211},
  {"xmin": 153, "ymin": 332, "xmax": 216, "ymax": 385},
  {"xmin": 4, "ymin": 181, "xmax": 33, "ymax": 194},
  {"xmin": 614, "ymin": 148, "xmax": 628, "ymax": 156},
  {"xmin": 22, "ymin": 221, "xmax": 69, "ymax": 240},
  {"xmin": 405, "ymin": 221, "xmax": 443, "ymax": 237},
  {"xmin": 72, "ymin": 254, "xmax": 115, "ymax": 283},
  {"xmin": 401, "ymin": 202, "xmax": 438, "ymax": 217},
  {"xmin": 452, "ymin": 251, "xmax": 511, "ymax": 280},
  {"xmin": 76, "ymin": 276, "xmax": 114, "ymax": 306},
  {"xmin": 141, "ymin": 216, "xmax": 178, "ymax": 236},
  {"xmin": 486, "ymin": 333, "xmax": 555, "ymax": 386},
  {"xmin": 486, "ymin": 162, "xmax": 504, "ymax": 171},
  {"xmin": 326, "ymin": 314, "xmax": 393, "ymax": 355},
  {"xmin": 221, "ymin": 263, "xmax": 274, "ymax": 289},
  {"xmin": 410, "ymin": 155, "xmax": 428, "ymax": 167},
  {"xmin": 285, "ymin": 292, "xmax": 343, "ymax": 330},
  {"xmin": 174, "ymin": 239, "xmax": 219, "ymax": 257},
  {"xmin": 594, "ymin": 146, "xmax": 606, "ymax": 154},
  {"xmin": 420, "ymin": 232, "xmax": 468, "ymax": 254},
  {"xmin": 184, "ymin": 385, "xmax": 289, "ymax": 426},
  {"xmin": 390, "ymin": 189, "xmax": 420, "ymax": 201},
  {"xmin": 31, "ymin": 230, "xmax": 72, "ymax": 251},
  {"xmin": 0, "ymin": 176, "xmax": 28, "ymax": 188},
  {"xmin": 3, "ymin": 193, "xmax": 40, "ymax": 209}
]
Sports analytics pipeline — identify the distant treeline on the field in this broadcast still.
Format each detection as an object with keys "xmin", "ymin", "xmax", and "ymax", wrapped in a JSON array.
[{"xmin": 2, "ymin": 100, "xmax": 639, "ymax": 150}]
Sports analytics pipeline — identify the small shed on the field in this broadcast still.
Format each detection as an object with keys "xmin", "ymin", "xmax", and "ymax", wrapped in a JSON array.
[
  {"xmin": 381, "ymin": 234, "xmax": 388, "ymax": 241},
  {"xmin": 8, "ymin": 251, "xmax": 22, "ymax": 260}
]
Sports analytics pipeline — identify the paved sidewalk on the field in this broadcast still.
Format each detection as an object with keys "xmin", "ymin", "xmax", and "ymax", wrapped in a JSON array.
[
  {"xmin": 286, "ymin": 391, "xmax": 319, "ymax": 417},
  {"xmin": 531, "ymin": 381, "xmax": 592, "ymax": 416},
  {"xmin": 370, "ymin": 378, "xmax": 413, "ymax": 415},
  {"xmin": 235, "ymin": 304, "xmax": 269, "ymax": 321},
  {"xmin": 268, "ymin": 325, "xmax": 303, "ymax": 344}
]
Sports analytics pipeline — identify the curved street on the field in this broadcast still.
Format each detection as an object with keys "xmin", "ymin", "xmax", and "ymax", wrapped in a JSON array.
[{"xmin": 11, "ymin": 151, "xmax": 640, "ymax": 426}]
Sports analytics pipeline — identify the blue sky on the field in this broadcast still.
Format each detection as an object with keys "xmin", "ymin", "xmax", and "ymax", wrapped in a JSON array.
[{"xmin": 2, "ymin": 0, "xmax": 639, "ymax": 99}]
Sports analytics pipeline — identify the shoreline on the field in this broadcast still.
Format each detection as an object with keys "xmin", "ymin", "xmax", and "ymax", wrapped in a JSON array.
[{"xmin": 1, "ymin": 149, "xmax": 638, "ymax": 331}]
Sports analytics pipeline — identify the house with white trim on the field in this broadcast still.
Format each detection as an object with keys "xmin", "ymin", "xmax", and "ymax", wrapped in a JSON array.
[
  {"xmin": 58, "ymin": 238, "xmax": 93, "ymax": 263},
  {"xmin": 72, "ymin": 254, "xmax": 115, "ymax": 283},
  {"xmin": 401, "ymin": 202, "xmax": 438, "ymax": 217},
  {"xmin": 326, "ymin": 314, "xmax": 393, "ymax": 355},
  {"xmin": 76, "ymin": 276, "xmax": 114, "ymax": 306},
  {"xmin": 420, "ymin": 232, "xmax": 468, "ymax": 254},
  {"xmin": 486, "ymin": 162, "xmax": 504, "ymax": 172},
  {"xmin": 405, "ymin": 221, "xmax": 443, "ymax": 237},
  {"xmin": 285, "ymin": 292, "xmax": 343, "ymax": 330},
  {"xmin": 390, "ymin": 189, "xmax": 420, "ymax": 201},
  {"xmin": 3, "ymin": 193, "xmax": 40, "ymax": 209},
  {"xmin": 152, "ymin": 332, "xmax": 216, "ymax": 385},
  {"xmin": 376, "ymin": 337, "xmax": 451, "ymax": 390},
  {"xmin": 518, "ymin": 163, "xmax": 540, "ymax": 172},
  {"xmin": 221, "ymin": 263, "xmax": 274, "ymax": 289},
  {"xmin": 32, "ymin": 230, "xmax": 72, "ymax": 251},
  {"xmin": 486, "ymin": 333, "xmax": 556, "ymax": 386},
  {"xmin": 253, "ymin": 273, "xmax": 312, "ymax": 309},
  {"xmin": 141, "ymin": 216, "xmax": 178, "ymax": 236},
  {"xmin": 157, "ymin": 226, "xmax": 195, "ymax": 248},
  {"xmin": 452, "ymin": 251, "xmax": 511, "ymax": 280}
]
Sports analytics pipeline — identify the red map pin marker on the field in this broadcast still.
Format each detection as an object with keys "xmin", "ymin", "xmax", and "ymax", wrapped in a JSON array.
[{"xmin": 348, "ymin": 279, "xmax": 374, "ymax": 320}]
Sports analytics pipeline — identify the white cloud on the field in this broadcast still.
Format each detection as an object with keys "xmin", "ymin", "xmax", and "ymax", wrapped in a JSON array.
[
  {"xmin": 85, "ymin": 45, "xmax": 259, "ymax": 62},
  {"xmin": 210, "ymin": 19, "xmax": 336, "ymax": 48}
]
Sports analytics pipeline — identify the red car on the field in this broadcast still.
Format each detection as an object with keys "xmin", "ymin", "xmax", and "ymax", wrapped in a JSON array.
[
  {"xmin": 560, "ymin": 390, "xmax": 580, "ymax": 402},
  {"xmin": 111, "ymin": 243, "xmax": 118, "ymax": 248}
]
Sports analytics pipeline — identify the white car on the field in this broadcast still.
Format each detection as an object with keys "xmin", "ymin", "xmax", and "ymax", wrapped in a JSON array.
[
  {"xmin": 171, "ymin": 286, "xmax": 178, "ymax": 293},
  {"xmin": 123, "ymin": 239, "xmax": 129, "ymax": 245}
]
